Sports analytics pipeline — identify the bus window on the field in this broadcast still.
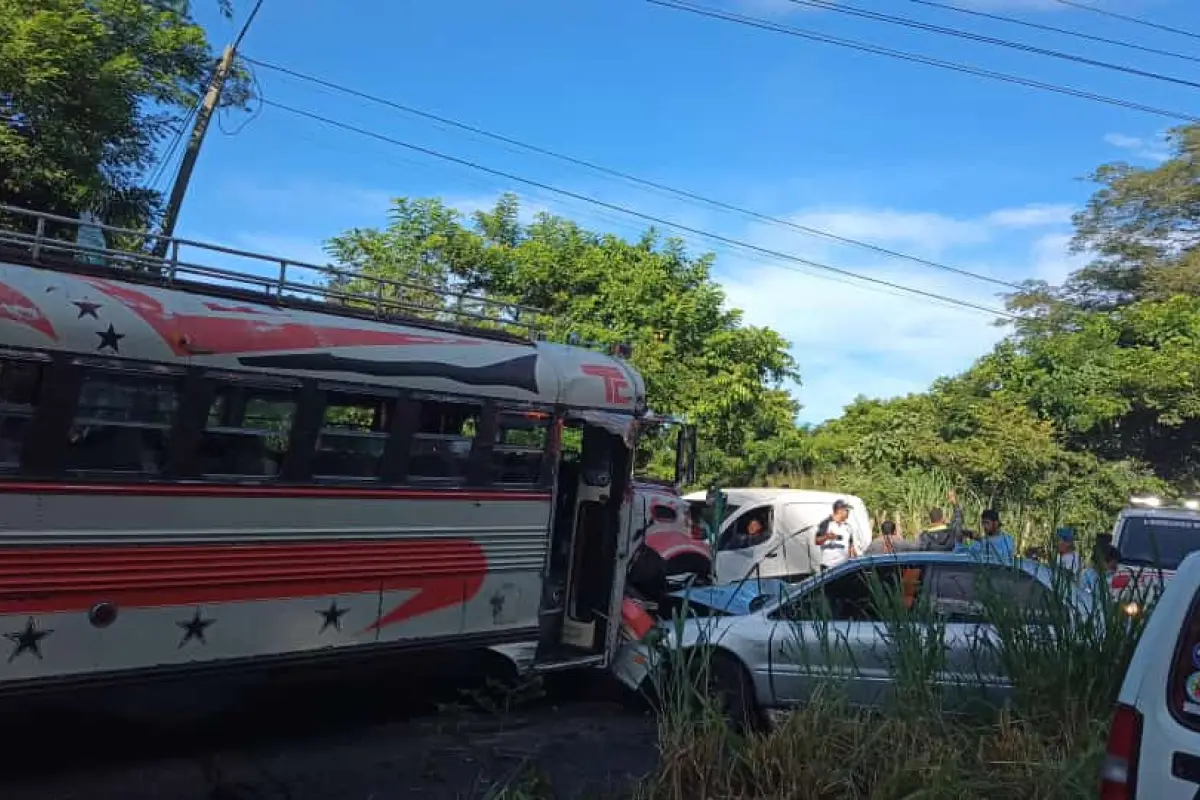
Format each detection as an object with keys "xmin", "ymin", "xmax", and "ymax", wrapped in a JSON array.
[
  {"xmin": 198, "ymin": 384, "xmax": 295, "ymax": 478},
  {"xmin": 0, "ymin": 358, "xmax": 43, "ymax": 469},
  {"xmin": 65, "ymin": 370, "xmax": 179, "ymax": 475},
  {"xmin": 312, "ymin": 391, "xmax": 391, "ymax": 480},
  {"xmin": 408, "ymin": 400, "xmax": 480, "ymax": 482},
  {"xmin": 493, "ymin": 411, "xmax": 549, "ymax": 486}
]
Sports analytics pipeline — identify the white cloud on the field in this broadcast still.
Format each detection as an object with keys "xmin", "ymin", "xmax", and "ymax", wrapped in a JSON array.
[
  {"xmin": 1103, "ymin": 132, "xmax": 1171, "ymax": 163},
  {"xmin": 786, "ymin": 208, "xmax": 991, "ymax": 256},
  {"xmin": 717, "ymin": 202, "xmax": 1080, "ymax": 423},
  {"xmin": 723, "ymin": 261, "xmax": 1010, "ymax": 423},
  {"xmin": 1029, "ymin": 231, "xmax": 1086, "ymax": 283},
  {"xmin": 986, "ymin": 203, "xmax": 1074, "ymax": 229}
]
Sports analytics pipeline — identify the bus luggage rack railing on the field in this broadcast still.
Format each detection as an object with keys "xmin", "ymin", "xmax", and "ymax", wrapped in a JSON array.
[{"xmin": 0, "ymin": 204, "xmax": 548, "ymax": 341}]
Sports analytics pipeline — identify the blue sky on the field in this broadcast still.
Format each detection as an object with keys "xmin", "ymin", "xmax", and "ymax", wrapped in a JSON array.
[{"xmin": 172, "ymin": 0, "xmax": 1197, "ymax": 423}]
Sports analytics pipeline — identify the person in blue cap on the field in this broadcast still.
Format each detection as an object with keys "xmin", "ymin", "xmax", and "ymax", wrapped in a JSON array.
[{"xmin": 1055, "ymin": 526, "xmax": 1082, "ymax": 575}]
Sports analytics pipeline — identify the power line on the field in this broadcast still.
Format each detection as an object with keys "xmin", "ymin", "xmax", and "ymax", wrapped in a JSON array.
[
  {"xmin": 647, "ymin": 0, "xmax": 1200, "ymax": 123},
  {"xmin": 149, "ymin": 100, "xmax": 200, "ymax": 191},
  {"xmin": 246, "ymin": 56, "xmax": 1027, "ymax": 291},
  {"xmin": 232, "ymin": 0, "xmax": 266, "ymax": 50},
  {"xmin": 782, "ymin": 0, "xmax": 1200, "ymax": 89},
  {"xmin": 1048, "ymin": 0, "xmax": 1200, "ymax": 43},
  {"xmin": 903, "ymin": 0, "xmax": 1200, "ymax": 65},
  {"xmin": 259, "ymin": 97, "xmax": 1018, "ymax": 319}
]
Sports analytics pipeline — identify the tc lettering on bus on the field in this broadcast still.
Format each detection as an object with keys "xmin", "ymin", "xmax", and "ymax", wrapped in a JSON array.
[{"xmin": 582, "ymin": 364, "xmax": 632, "ymax": 405}]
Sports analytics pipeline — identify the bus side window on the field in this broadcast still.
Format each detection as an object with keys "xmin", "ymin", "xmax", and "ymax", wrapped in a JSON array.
[
  {"xmin": 0, "ymin": 358, "xmax": 44, "ymax": 470},
  {"xmin": 198, "ymin": 384, "xmax": 296, "ymax": 479},
  {"xmin": 408, "ymin": 399, "xmax": 481, "ymax": 482},
  {"xmin": 65, "ymin": 369, "xmax": 180, "ymax": 475},
  {"xmin": 493, "ymin": 411, "xmax": 550, "ymax": 486},
  {"xmin": 312, "ymin": 391, "xmax": 392, "ymax": 480}
]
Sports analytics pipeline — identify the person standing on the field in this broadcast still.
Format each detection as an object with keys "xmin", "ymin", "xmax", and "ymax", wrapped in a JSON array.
[
  {"xmin": 955, "ymin": 509, "xmax": 1016, "ymax": 562},
  {"xmin": 918, "ymin": 490, "xmax": 965, "ymax": 551},
  {"xmin": 815, "ymin": 499, "xmax": 854, "ymax": 571},
  {"xmin": 1055, "ymin": 527, "xmax": 1082, "ymax": 575},
  {"xmin": 865, "ymin": 520, "xmax": 916, "ymax": 556}
]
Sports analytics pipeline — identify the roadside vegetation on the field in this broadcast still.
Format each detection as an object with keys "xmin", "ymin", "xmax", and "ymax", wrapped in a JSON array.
[{"xmin": 636, "ymin": 565, "xmax": 1156, "ymax": 800}]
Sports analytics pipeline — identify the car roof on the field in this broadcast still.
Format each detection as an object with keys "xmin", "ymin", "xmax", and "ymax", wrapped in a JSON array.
[
  {"xmin": 1119, "ymin": 507, "xmax": 1200, "ymax": 523},
  {"xmin": 752, "ymin": 551, "xmax": 1082, "ymax": 614},
  {"xmin": 680, "ymin": 487, "xmax": 866, "ymax": 506}
]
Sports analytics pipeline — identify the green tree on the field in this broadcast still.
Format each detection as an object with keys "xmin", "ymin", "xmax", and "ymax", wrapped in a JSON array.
[
  {"xmin": 325, "ymin": 194, "xmax": 802, "ymax": 486},
  {"xmin": 0, "ymin": 0, "xmax": 247, "ymax": 230},
  {"xmin": 996, "ymin": 124, "xmax": 1200, "ymax": 484}
]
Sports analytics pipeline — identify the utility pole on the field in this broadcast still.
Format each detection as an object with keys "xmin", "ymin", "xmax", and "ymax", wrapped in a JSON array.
[
  {"xmin": 153, "ymin": 44, "xmax": 236, "ymax": 257},
  {"xmin": 153, "ymin": 0, "xmax": 265, "ymax": 258}
]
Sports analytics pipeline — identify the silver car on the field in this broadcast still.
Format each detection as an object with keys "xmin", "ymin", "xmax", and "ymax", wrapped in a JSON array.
[{"xmin": 613, "ymin": 551, "xmax": 1096, "ymax": 727}]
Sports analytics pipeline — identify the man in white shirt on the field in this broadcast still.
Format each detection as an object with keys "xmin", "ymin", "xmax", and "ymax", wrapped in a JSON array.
[
  {"xmin": 815, "ymin": 499, "xmax": 855, "ymax": 571},
  {"xmin": 1056, "ymin": 527, "xmax": 1082, "ymax": 575}
]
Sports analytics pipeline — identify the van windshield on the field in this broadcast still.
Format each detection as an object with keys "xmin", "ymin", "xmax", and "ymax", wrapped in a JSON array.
[{"xmin": 1119, "ymin": 516, "xmax": 1200, "ymax": 570}]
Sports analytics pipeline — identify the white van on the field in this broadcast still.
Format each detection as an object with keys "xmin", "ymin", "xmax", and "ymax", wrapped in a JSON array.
[
  {"xmin": 1103, "ymin": 549, "xmax": 1200, "ymax": 798},
  {"xmin": 682, "ymin": 488, "xmax": 872, "ymax": 583}
]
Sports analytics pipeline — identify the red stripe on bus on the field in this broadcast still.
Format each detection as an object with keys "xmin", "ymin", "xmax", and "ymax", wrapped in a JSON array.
[
  {"xmin": 0, "ymin": 482, "xmax": 550, "ymax": 501},
  {"xmin": 0, "ymin": 540, "xmax": 489, "ymax": 626}
]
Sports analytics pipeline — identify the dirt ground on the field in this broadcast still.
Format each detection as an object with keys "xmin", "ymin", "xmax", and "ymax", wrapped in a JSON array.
[{"xmin": 0, "ymin": 661, "xmax": 660, "ymax": 800}]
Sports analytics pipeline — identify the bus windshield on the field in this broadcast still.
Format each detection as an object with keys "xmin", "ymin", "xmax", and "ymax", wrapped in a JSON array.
[{"xmin": 1119, "ymin": 516, "xmax": 1200, "ymax": 570}]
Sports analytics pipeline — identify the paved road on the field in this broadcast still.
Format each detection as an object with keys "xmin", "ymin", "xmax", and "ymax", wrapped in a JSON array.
[{"xmin": 0, "ymin": 659, "xmax": 658, "ymax": 799}]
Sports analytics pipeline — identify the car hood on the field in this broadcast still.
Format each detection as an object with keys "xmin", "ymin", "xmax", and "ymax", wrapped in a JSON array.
[{"xmin": 669, "ymin": 578, "xmax": 794, "ymax": 616}]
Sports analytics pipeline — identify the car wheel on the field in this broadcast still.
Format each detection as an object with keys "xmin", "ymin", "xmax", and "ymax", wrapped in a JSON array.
[{"xmin": 700, "ymin": 650, "xmax": 765, "ymax": 732}]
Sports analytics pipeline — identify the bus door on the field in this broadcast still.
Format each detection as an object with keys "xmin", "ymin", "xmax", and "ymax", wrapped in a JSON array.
[{"xmin": 534, "ymin": 416, "xmax": 632, "ymax": 669}]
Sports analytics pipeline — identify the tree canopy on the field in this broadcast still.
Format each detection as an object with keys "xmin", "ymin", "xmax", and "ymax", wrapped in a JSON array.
[
  {"xmin": 0, "ymin": 0, "xmax": 246, "ymax": 229},
  {"xmin": 325, "ymin": 196, "xmax": 804, "ymax": 484}
]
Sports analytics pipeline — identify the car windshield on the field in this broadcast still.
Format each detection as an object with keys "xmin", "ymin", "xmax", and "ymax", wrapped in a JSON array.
[{"xmin": 1119, "ymin": 516, "xmax": 1200, "ymax": 570}]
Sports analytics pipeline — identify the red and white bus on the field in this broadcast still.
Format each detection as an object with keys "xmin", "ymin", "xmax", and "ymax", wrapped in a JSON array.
[{"xmin": 0, "ymin": 205, "xmax": 696, "ymax": 695}]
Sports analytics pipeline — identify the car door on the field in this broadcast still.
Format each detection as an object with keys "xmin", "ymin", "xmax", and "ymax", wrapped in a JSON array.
[
  {"xmin": 777, "ymin": 502, "xmax": 826, "ymax": 579},
  {"xmin": 927, "ymin": 563, "xmax": 1056, "ymax": 708},
  {"xmin": 766, "ymin": 561, "xmax": 928, "ymax": 709},
  {"xmin": 713, "ymin": 503, "xmax": 779, "ymax": 584}
]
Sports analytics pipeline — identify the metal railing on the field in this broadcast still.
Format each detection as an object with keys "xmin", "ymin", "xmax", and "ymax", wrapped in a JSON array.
[{"xmin": 0, "ymin": 204, "xmax": 548, "ymax": 341}]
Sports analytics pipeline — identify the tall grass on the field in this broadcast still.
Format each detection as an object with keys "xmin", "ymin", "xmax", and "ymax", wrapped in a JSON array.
[{"xmin": 637, "ymin": 556, "xmax": 1157, "ymax": 799}]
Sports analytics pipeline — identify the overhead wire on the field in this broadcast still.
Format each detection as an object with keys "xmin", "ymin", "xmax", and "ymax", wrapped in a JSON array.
[
  {"xmin": 219, "ymin": 59, "xmax": 265, "ymax": 137},
  {"xmin": 1048, "ymin": 0, "xmax": 1200, "ymax": 43},
  {"xmin": 901, "ymin": 0, "xmax": 1200, "ymax": 65},
  {"xmin": 245, "ymin": 56, "xmax": 1027, "ymax": 291},
  {"xmin": 780, "ymin": 0, "xmax": 1200, "ymax": 89},
  {"xmin": 279, "ymin": 116, "xmax": 1002, "ymax": 320},
  {"xmin": 149, "ymin": 99, "xmax": 200, "ymax": 191},
  {"xmin": 645, "ymin": 0, "xmax": 1200, "ymax": 123},
  {"xmin": 258, "ymin": 97, "xmax": 1019, "ymax": 320}
]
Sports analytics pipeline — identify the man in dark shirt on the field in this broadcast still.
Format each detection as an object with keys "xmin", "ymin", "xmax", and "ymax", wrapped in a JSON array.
[{"xmin": 918, "ymin": 490, "xmax": 965, "ymax": 551}]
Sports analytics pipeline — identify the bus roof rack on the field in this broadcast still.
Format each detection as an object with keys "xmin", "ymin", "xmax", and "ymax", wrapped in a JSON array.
[{"xmin": 0, "ymin": 203, "xmax": 550, "ymax": 344}]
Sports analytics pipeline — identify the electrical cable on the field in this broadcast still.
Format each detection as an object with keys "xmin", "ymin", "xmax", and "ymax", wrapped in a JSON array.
[
  {"xmin": 246, "ymin": 56, "xmax": 1028, "ymax": 291},
  {"xmin": 149, "ymin": 100, "xmax": 200, "ymax": 191},
  {"xmin": 782, "ymin": 0, "xmax": 1200, "ymax": 89},
  {"xmin": 646, "ymin": 0, "xmax": 1200, "ymax": 123},
  {"xmin": 1048, "ymin": 0, "xmax": 1200, "ymax": 43},
  {"xmin": 902, "ymin": 0, "xmax": 1200, "ymax": 65},
  {"xmin": 259, "ymin": 97, "xmax": 1020, "ymax": 319}
]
